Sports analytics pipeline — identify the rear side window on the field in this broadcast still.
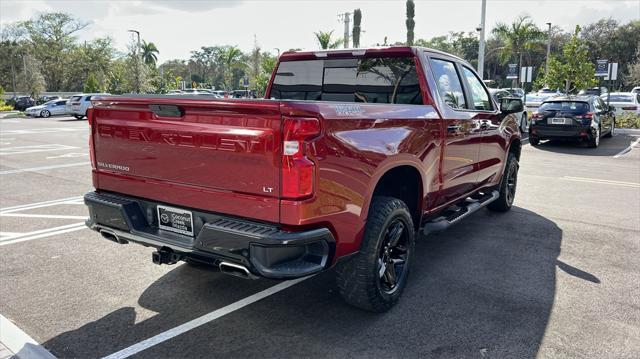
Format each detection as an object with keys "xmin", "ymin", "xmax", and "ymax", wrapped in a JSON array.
[
  {"xmin": 270, "ymin": 57, "xmax": 422, "ymax": 105},
  {"xmin": 84, "ymin": 96, "xmax": 92, "ymax": 101},
  {"xmin": 607, "ymin": 94, "xmax": 634, "ymax": 102},
  {"xmin": 429, "ymin": 58, "xmax": 467, "ymax": 109},
  {"xmin": 539, "ymin": 101, "xmax": 590, "ymax": 113},
  {"xmin": 56, "ymin": 100, "xmax": 66, "ymax": 105},
  {"xmin": 70, "ymin": 96, "xmax": 81, "ymax": 102}
]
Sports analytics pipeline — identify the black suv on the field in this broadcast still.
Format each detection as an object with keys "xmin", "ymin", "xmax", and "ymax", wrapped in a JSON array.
[
  {"xmin": 529, "ymin": 96, "xmax": 615, "ymax": 148},
  {"xmin": 13, "ymin": 96, "xmax": 35, "ymax": 111}
]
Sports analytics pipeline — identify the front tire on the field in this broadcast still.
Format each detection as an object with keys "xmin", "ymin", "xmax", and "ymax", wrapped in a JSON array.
[
  {"xmin": 604, "ymin": 120, "xmax": 614, "ymax": 138},
  {"xmin": 488, "ymin": 152, "xmax": 518, "ymax": 212},
  {"xmin": 41, "ymin": 110, "xmax": 50, "ymax": 118},
  {"xmin": 336, "ymin": 196, "xmax": 415, "ymax": 312},
  {"xmin": 74, "ymin": 115, "xmax": 84, "ymax": 120},
  {"xmin": 529, "ymin": 137, "xmax": 540, "ymax": 146},
  {"xmin": 587, "ymin": 126, "xmax": 600, "ymax": 148}
]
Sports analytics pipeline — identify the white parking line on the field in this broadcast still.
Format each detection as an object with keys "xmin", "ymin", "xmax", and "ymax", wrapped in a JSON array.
[
  {"xmin": 0, "ymin": 223, "xmax": 86, "ymax": 246},
  {"xmin": 0, "ymin": 213, "xmax": 88, "ymax": 220},
  {"xmin": 562, "ymin": 176, "xmax": 640, "ymax": 188},
  {"xmin": 0, "ymin": 314, "xmax": 56, "ymax": 359},
  {"xmin": 0, "ymin": 128, "xmax": 86, "ymax": 135},
  {"xmin": 0, "ymin": 196, "xmax": 83, "ymax": 213},
  {"xmin": 102, "ymin": 276, "xmax": 312, "ymax": 359},
  {"xmin": 0, "ymin": 144, "xmax": 78, "ymax": 156},
  {"xmin": 0, "ymin": 162, "xmax": 89, "ymax": 175},
  {"xmin": 613, "ymin": 137, "xmax": 640, "ymax": 158}
]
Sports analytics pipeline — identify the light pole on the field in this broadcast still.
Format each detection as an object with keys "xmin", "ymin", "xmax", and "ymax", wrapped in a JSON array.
[
  {"xmin": 476, "ymin": 0, "xmax": 487, "ymax": 79},
  {"xmin": 545, "ymin": 22, "xmax": 552, "ymax": 77},
  {"xmin": 128, "ymin": 29, "xmax": 141, "ymax": 93}
]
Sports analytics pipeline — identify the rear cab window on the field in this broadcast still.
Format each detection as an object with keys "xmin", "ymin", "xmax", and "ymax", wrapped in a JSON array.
[{"xmin": 269, "ymin": 56, "xmax": 423, "ymax": 105}]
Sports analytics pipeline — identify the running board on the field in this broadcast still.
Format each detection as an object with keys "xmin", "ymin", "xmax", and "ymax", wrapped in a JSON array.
[{"xmin": 422, "ymin": 190, "xmax": 499, "ymax": 235}]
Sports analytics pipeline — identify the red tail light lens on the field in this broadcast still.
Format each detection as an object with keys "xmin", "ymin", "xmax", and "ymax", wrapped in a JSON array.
[
  {"xmin": 576, "ymin": 112, "xmax": 593, "ymax": 119},
  {"xmin": 532, "ymin": 112, "xmax": 540, "ymax": 118},
  {"xmin": 87, "ymin": 108, "xmax": 97, "ymax": 170},
  {"xmin": 281, "ymin": 117, "xmax": 320, "ymax": 199}
]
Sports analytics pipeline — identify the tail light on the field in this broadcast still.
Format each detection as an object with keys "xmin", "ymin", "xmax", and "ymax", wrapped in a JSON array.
[
  {"xmin": 576, "ymin": 112, "xmax": 593, "ymax": 119},
  {"xmin": 87, "ymin": 108, "xmax": 97, "ymax": 170},
  {"xmin": 281, "ymin": 117, "xmax": 320, "ymax": 199},
  {"xmin": 531, "ymin": 112, "xmax": 540, "ymax": 118}
]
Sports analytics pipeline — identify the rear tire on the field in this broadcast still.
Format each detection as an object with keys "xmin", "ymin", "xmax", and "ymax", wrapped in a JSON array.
[
  {"xmin": 587, "ymin": 126, "xmax": 600, "ymax": 148},
  {"xmin": 336, "ymin": 196, "xmax": 415, "ymax": 312},
  {"xmin": 488, "ymin": 152, "xmax": 518, "ymax": 212}
]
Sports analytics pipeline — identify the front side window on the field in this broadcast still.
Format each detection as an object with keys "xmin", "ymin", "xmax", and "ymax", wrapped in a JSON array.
[
  {"xmin": 462, "ymin": 66, "xmax": 492, "ymax": 111},
  {"xmin": 270, "ymin": 56, "xmax": 422, "ymax": 105},
  {"xmin": 429, "ymin": 58, "xmax": 466, "ymax": 109}
]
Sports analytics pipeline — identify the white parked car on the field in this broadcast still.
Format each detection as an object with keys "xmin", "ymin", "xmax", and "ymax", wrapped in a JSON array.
[
  {"xmin": 25, "ymin": 99, "xmax": 68, "ymax": 118},
  {"xmin": 66, "ymin": 93, "xmax": 109, "ymax": 119},
  {"xmin": 631, "ymin": 87, "xmax": 640, "ymax": 95},
  {"xmin": 489, "ymin": 89, "xmax": 528, "ymax": 132},
  {"xmin": 602, "ymin": 92, "xmax": 640, "ymax": 115}
]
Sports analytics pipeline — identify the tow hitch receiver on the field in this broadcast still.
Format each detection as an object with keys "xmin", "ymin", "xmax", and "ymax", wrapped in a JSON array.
[{"xmin": 152, "ymin": 250, "xmax": 182, "ymax": 265}]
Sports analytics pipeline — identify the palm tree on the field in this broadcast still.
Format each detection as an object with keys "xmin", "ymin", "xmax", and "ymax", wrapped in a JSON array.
[
  {"xmin": 219, "ymin": 46, "xmax": 245, "ymax": 89},
  {"xmin": 406, "ymin": 0, "xmax": 415, "ymax": 46},
  {"xmin": 141, "ymin": 40, "xmax": 159, "ymax": 67},
  {"xmin": 492, "ymin": 15, "xmax": 545, "ymax": 66},
  {"xmin": 314, "ymin": 30, "xmax": 342, "ymax": 50}
]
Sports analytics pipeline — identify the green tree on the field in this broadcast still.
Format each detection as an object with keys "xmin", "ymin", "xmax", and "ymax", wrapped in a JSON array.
[
  {"xmin": 536, "ymin": 26, "xmax": 596, "ymax": 94},
  {"xmin": 141, "ymin": 40, "xmax": 159, "ymax": 67},
  {"xmin": 492, "ymin": 15, "xmax": 545, "ymax": 65},
  {"xmin": 21, "ymin": 13, "xmax": 88, "ymax": 91},
  {"xmin": 218, "ymin": 46, "xmax": 245, "ymax": 90},
  {"xmin": 83, "ymin": 72, "xmax": 100, "ymax": 92},
  {"xmin": 314, "ymin": 30, "xmax": 342, "ymax": 50},
  {"xmin": 352, "ymin": 9, "xmax": 362, "ymax": 48},
  {"xmin": 406, "ymin": 0, "xmax": 415, "ymax": 46},
  {"xmin": 18, "ymin": 53, "xmax": 46, "ymax": 97},
  {"xmin": 255, "ymin": 53, "xmax": 277, "ymax": 97}
]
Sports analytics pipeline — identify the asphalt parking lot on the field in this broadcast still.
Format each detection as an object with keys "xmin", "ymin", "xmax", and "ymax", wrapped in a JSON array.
[{"xmin": 1, "ymin": 113, "xmax": 639, "ymax": 358}]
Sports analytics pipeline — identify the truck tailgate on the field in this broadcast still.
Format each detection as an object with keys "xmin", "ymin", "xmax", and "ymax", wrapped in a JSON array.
[{"xmin": 91, "ymin": 97, "xmax": 282, "ymax": 222}]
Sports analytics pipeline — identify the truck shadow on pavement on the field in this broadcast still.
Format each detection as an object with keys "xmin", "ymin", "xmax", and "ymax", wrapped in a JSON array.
[
  {"xmin": 530, "ymin": 134, "xmax": 633, "ymax": 156},
  {"xmin": 41, "ymin": 206, "xmax": 599, "ymax": 358}
]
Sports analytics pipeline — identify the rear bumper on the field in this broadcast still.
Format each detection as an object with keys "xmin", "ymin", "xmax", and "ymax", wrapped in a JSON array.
[
  {"xmin": 529, "ymin": 124, "xmax": 592, "ymax": 139},
  {"xmin": 84, "ymin": 191, "xmax": 335, "ymax": 279}
]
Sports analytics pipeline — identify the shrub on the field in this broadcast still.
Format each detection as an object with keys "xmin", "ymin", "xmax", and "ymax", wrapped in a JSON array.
[{"xmin": 616, "ymin": 113, "xmax": 640, "ymax": 129}]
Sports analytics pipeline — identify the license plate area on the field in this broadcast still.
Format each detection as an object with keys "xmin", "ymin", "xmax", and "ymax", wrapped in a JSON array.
[
  {"xmin": 157, "ymin": 205, "xmax": 194, "ymax": 236},
  {"xmin": 549, "ymin": 117, "xmax": 570, "ymax": 125}
]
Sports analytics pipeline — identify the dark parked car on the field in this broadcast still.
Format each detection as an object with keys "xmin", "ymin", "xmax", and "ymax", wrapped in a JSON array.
[
  {"xmin": 13, "ymin": 96, "xmax": 35, "ymax": 111},
  {"xmin": 529, "ymin": 96, "xmax": 615, "ymax": 148}
]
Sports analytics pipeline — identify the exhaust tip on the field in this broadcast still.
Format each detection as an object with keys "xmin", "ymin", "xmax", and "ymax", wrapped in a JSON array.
[
  {"xmin": 100, "ymin": 229, "xmax": 127, "ymax": 244},
  {"xmin": 219, "ymin": 262, "xmax": 256, "ymax": 279}
]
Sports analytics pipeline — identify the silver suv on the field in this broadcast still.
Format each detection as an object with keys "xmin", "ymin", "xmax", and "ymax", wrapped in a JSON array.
[{"xmin": 66, "ymin": 93, "xmax": 108, "ymax": 119}]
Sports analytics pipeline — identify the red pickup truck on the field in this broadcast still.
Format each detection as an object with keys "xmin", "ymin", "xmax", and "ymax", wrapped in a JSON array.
[{"xmin": 85, "ymin": 46, "xmax": 523, "ymax": 312}]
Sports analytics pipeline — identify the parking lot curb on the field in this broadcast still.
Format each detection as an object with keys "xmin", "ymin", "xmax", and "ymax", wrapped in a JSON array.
[
  {"xmin": 616, "ymin": 128, "xmax": 640, "ymax": 135},
  {"xmin": 0, "ymin": 315, "xmax": 56, "ymax": 359}
]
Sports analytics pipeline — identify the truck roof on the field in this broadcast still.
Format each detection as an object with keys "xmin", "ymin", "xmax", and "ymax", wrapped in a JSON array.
[{"xmin": 280, "ymin": 46, "xmax": 468, "ymax": 65}]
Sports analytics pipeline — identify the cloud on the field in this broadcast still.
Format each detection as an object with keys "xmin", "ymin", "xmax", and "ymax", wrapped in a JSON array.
[{"xmin": 149, "ymin": 0, "xmax": 244, "ymax": 12}]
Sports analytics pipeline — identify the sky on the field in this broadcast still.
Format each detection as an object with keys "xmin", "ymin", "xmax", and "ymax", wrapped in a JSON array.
[{"xmin": 1, "ymin": 0, "xmax": 639, "ymax": 63}]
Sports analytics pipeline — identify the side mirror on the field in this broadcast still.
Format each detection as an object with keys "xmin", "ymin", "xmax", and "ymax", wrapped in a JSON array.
[{"xmin": 500, "ymin": 97, "xmax": 524, "ymax": 114}]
